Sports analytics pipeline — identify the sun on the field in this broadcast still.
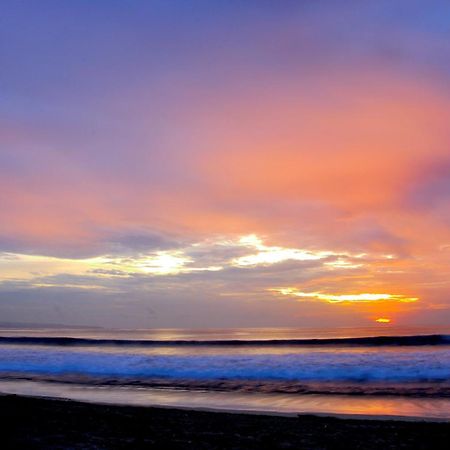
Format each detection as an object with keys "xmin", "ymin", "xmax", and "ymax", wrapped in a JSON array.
[{"xmin": 375, "ymin": 318, "xmax": 391, "ymax": 324}]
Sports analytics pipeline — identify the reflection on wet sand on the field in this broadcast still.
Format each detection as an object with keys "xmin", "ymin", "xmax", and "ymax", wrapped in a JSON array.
[{"xmin": 0, "ymin": 380, "xmax": 449, "ymax": 421}]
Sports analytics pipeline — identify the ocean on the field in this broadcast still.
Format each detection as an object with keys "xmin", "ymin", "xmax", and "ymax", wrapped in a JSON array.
[{"xmin": 0, "ymin": 326, "xmax": 449, "ymax": 420}]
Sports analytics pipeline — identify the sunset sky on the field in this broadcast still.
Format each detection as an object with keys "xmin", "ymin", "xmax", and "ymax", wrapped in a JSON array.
[{"xmin": 1, "ymin": 1, "xmax": 450, "ymax": 328}]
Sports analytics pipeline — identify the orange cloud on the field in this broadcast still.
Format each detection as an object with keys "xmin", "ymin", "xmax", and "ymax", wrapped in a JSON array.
[
  {"xmin": 1, "ymin": 67, "xmax": 449, "ymax": 327},
  {"xmin": 271, "ymin": 287, "xmax": 418, "ymax": 304}
]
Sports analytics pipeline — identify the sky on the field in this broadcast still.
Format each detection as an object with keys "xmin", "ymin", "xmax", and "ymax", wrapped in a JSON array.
[{"xmin": 1, "ymin": 0, "xmax": 450, "ymax": 329}]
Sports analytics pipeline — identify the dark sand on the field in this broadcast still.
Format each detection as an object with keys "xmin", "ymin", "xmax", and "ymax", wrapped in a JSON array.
[{"xmin": 2, "ymin": 395, "xmax": 449, "ymax": 449}]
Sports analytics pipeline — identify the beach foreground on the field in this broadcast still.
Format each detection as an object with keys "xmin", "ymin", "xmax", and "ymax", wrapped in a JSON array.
[{"xmin": 2, "ymin": 395, "xmax": 449, "ymax": 449}]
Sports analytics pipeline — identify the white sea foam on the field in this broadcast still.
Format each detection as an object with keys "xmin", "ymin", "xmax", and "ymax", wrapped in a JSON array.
[{"xmin": 0, "ymin": 345, "xmax": 449, "ymax": 383}]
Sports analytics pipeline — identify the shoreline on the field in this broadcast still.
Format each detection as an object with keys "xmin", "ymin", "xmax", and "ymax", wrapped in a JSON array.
[
  {"xmin": 1, "ymin": 391, "xmax": 449, "ymax": 423},
  {"xmin": 1, "ymin": 378, "xmax": 450, "ymax": 422},
  {"xmin": 2, "ymin": 394, "xmax": 449, "ymax": 449}
]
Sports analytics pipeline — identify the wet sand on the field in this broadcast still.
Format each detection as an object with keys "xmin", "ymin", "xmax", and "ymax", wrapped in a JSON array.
[{"xmin": 2, "ymin": 394, "xmax": 449, "ymax": 449}]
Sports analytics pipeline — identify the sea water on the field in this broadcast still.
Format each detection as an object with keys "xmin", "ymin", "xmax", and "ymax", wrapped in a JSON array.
[{"xmin": 0, "ymin": 326, "xmax": 449, "ymax": 420}]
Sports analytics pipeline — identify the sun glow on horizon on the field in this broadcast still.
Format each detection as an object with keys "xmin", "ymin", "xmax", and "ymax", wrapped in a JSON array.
[{"xmin": 375, "ymin": 317, "xmax": 391, "ymax": 323}]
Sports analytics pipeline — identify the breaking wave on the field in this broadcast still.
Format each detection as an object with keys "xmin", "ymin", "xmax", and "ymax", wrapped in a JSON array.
[
  {"xmin": 0, "ymin": 346, "xmax": 449, "ymax": 385},
  {"xmin": 0, "ymin": 334, "xmax": 449, "ymax": 347}
]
